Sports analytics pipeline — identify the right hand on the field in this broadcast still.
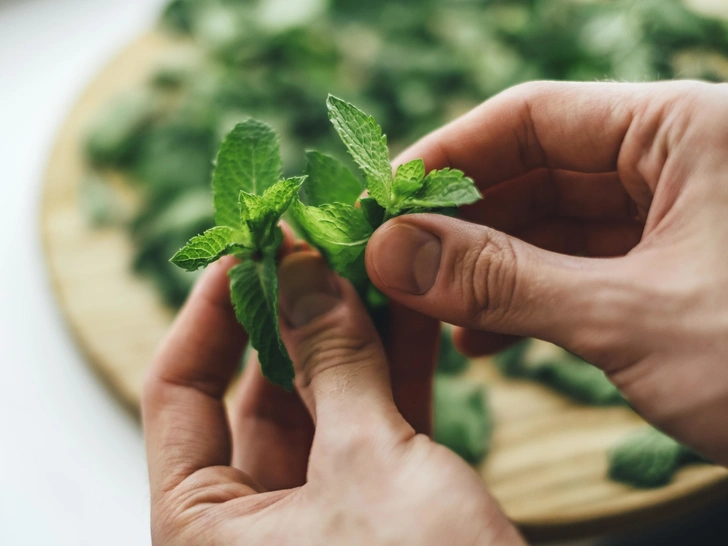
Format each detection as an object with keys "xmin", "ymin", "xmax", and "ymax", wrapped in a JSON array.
[{"xmin": 366, "ymin": 80, "xmax": 728, "ymax": 466}]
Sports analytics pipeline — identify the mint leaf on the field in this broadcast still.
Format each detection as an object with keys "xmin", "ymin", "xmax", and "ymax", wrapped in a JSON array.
[
  {"xmin": 392, "ymin": 159, "xmax": 426, "ymax": 200},
  {"xmin": 229, "ymin": 254, "xmax": 294, "ymax": 390},
  {"xmin": 399, "ymin": 168, "xmax": 481, "ymax": 210},
  {"xmin": 302, "ymin": 151, "xmax": 363, "ymax": 206},
  {"xmin": 292, "ymin": 199, "xmax": 372, "ymax": 289},
  {"xmin": 170, "ymin": 226, "xmax": 250, "ymax": 271},
  {"xmin": 608, "ymin": 427, "xmax": 688, "ymax": 488},
  {"xmin": 326, "ymin": 95, "xmax": 392, "ymax": 210},
  {"xmin": 213, "ymin": 119, "xmax": 283, "ymax": 228},
  {"xmin": 239, "ymin": 177, "xmax": 304, "ymax": 249}
]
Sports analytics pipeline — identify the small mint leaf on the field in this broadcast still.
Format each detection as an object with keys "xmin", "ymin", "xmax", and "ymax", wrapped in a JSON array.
[
  {"xmin": 401, "ymin": 168, "xmax": 482, "ymax": 210},
  {"xmin": 326, "ymin": 95, "xmax": 392, "ymax": 210},
  {"xmin": 170, "ymin": 226, "xmax": 250, "ymax": 271},
  {"xmin": 608, "ymin": 427, "xmax": 685, "ymax": 488},
  {"xmin": 239, "ymin": 177, "xmax": 305, "ymax": 249},
  {"xmin": 213, "ymin": 120, "xmax": 282, "ymax": 228},
  {"xmin": 392, "ymin": 159, "xmax": 426, "ymax": 200},
  {"xmin": 228, "ymin": 254, "xmax": 294, "ymax": 390},
  {"xmin": 292, "ymin": 199, "xmax": 372, "ymax": 289},
  {"xmin": 302, "ymin": 151, "xmax": 363, "ymax": 206}
]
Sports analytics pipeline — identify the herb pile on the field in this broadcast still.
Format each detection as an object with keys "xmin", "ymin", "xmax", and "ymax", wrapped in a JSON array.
[{"xmin": 85, "ymin": 0, "xmax": 728, "ymax": 307}]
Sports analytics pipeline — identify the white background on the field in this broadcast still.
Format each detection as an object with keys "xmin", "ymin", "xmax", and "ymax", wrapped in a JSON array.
[
  {"xmin": 0, "ymin": 1, "xmax": 165, "ymax": 544},
  {"xmin": 1, "ymin": 0, "xmax": 726, "ymax": 545}
]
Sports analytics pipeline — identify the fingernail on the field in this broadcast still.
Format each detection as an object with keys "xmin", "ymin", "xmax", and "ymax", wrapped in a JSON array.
[
  {"xmin": 371, "ymin": 223, "xmax": 441, "ymax": 294},
  {"xmin": 279, "ymin": 253, "xmax": 341, "ymax": 328}
]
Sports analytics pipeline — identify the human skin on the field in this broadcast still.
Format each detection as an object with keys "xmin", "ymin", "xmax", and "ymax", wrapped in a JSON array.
[
  {"xmin": 366, "ymin": 80, "xmax": 728, "ymax": 467},
  {"xmin": 142, "ymin": 252, "xmax": 525, "ymax": 545},
  {"xmin": 143, "ymin": 80, "xmax": 728, "ymax": 545}
]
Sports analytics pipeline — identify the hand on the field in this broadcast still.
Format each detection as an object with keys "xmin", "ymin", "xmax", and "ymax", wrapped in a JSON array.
[
  {"xmin": 142, "ymin": 252, "xmax": 524, "ymax": 545},
  {"xmin": 365, "ymin": 80, "xmax": 728, "ymax": 466}
]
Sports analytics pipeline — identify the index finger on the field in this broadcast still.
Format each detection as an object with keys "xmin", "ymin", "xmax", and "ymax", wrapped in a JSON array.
[{"xmin": 395, "ymin": 81, "xmax": 651, "ymax": 189}]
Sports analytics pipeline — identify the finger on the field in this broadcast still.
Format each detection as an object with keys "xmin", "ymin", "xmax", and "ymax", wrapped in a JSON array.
[
  {"xmin": 515, "ymin": 219, "xmax": 644, "ymax": 258},
  {"xmin": 392, "ymin": 80, "xmax": 680, "ymax": 208},
  {"xmin": 230, "ymin": 355, "xmax": 314, "ymax": 491},
  {"xmin": 386, "ymin": 302, "xmax": 440, "ymax": 435},
  {"xmin": 366, "ymin": 215, "xmax": 620, "ymax": 349},
  {"xmin": 277, "ymin": 253, "xmax": 411, "ymax": 444},
  {"xmin": 453, "ymin": 328, "xmax": 522, "ymax": 358},
  {"xmin": 462, "ymin": 170, "xmax": 639, "ymax": 233},
  {"xmin": 279, "ymin": 222, "xmax": 298, "ymax": 255},
  {"xmin": 142, "ymin": 256, "xmax": 249, "ymax": 499}
]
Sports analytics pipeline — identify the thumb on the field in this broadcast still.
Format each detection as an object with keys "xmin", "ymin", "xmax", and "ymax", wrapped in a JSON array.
[
  {"xmin": 365, "ymin": 215, "xmax": 616, "ymax": 350},
  {"xmin": 278, "ymin": 252, "xmax": 410, "ymax": 443}
]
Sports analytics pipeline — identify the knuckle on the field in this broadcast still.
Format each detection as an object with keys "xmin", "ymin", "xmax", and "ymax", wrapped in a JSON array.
[
  {"xmin": 294, "ymin": 317, "xmax": 382, "ymax": 389},
  {"xmin": 454, "ymin": 229, "xmax": 519, "ymax": 328},
  {"xmin": 510, "ymin": 86, "xmax": 548, "ymax": 170},
  {"xmin": 141, "ymin": 368, "xmax": 165, "ymax": 419}
]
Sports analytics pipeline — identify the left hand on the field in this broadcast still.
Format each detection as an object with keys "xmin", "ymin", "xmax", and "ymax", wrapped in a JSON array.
[{"xmin": 142, "ymin": 252, "xmax": 523, "ymax": 545}]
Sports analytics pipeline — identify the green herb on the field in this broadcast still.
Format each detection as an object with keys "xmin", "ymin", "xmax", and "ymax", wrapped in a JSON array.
[
  {"xmin": 494, "ymin": 339, "xmax": 625, "ymax": 406},
  {"xmin": 171, "ymin": 97, "xmax": 481, "ymax": 387},
  {"xmin": 436, "ymin": 328, "xmax": 470, "ymax": 375},
  {"xmin": 608, "ymin": 427, "xmax": 705, "ymax": 488},
  {"xmin": 171, "ymin": 120, "xmax": 303, "ymax": 389},
  {"xmin": 301, "ymin": 151, "xmax": 363, "ymax": 207},
  {"xmin": 325, "ymin": 96, "xmax": 481, "ymax": 220},
  {"xmin": 292, "ymin": 200, "xmax": 372, "ymax": 290},
  {"xmin": 434, "ymin": 375, "xmax": 492, "ymax": 465},
  {"xmin": 292, "ymin": 96, "xmax": 482, "ymax": 291},
  {"xmin": 86, "ymin": 0, "xmax": 728, "ymax": 308}
]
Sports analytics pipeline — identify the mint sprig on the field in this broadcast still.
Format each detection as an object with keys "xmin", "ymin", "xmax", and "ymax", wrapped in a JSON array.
[
  {"xmin": 326, "ymin": 95, "xmax": 482, "ymax": 219},
  {"xmin": 171, "ymin": 96, "xmax": 482, "ymax": 387}
]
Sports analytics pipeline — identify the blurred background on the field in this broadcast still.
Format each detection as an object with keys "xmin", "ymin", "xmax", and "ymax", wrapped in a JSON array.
[{"xmin": 2, "ymin": 0, "xmax": 728, "ymax": 544}]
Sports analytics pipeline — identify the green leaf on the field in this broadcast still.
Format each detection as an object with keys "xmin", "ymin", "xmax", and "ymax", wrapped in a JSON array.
[
  {"xmin": 213, "ymin": 120, "xmax": 283, "ymax": 228},
  {"xmin": 399, "ymin": 168, "xmax": 482, "ymax": 211},
  {"xmin": 302, "ymin": 151, "xmax": 363, "ymax": 206},
  {"xmin": 494, "ymin": 339, "xmax": 624, "ymax": 406},
  {"xmin": 239, "ymin": 177, "xmax": 305, "ymax": 250},
  {"xmin": 434, "ymin": 376, "xmax": 492, "ymax": 465},
  {"xmin": 533, "ymin": 359, "xmax": 625, "ymax": 406},
  {"xmin": 228, "ymin": 255, "xmax": 294, "ymax": 390},
  {"xmin": 170, "ymin": 226, "xmax": 250, "ymax": 271},
  {"xmin": 608, "ymin": 427, "xmax": 698, "ymax": 488},
  {"xmin": 392, "ymin": 158, "xmax": 426, "ymax": 200},
  {"xmin": 292, "ymin": 199, "xmax": 372, "ymax": 289},
  {"xmin": 326, "ymin": 95, "xmax": 392, "ymax": 210}
]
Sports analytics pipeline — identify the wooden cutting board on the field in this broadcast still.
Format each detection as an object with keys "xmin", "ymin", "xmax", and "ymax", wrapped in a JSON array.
[{"xmin": 41, "ymin": 30, "xmax": 728, "ymax": 543}]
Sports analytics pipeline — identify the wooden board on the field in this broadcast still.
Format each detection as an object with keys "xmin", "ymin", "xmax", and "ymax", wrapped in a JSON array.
[{"xmin": 41, "ymin": 31, "xmax": 728, "ymax": 543}]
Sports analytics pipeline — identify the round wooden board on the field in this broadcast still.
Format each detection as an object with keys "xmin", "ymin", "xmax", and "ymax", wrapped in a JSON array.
[{"xmin": 41, "ymin": 30, "xmax": 728, "ymax": 543}]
